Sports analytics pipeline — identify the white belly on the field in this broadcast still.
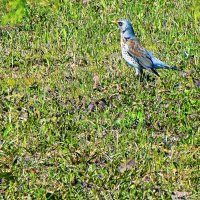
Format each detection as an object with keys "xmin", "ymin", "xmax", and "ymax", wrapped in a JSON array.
[{"xmin": 121, "ymin": 45, "xmax": 138, "ymax": 68}]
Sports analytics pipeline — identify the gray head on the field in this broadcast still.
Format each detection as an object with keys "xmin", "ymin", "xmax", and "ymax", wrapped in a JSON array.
[{"xmin": 113, "ymin": 19, "xmax": 136, "ymax": 38}]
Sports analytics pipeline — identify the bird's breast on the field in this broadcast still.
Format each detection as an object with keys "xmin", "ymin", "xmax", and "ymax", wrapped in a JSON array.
[{"xmin": 121, "ymin": 44, "xmax": 138, "ymax": 68}]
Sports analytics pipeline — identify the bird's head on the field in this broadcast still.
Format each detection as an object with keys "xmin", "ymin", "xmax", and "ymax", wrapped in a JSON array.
[{"xmin": 112, "ymin": 19, "xmax": 136, "ymax": 38}]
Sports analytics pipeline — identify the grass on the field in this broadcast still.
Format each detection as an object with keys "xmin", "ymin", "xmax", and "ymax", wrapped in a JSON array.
[{"xmin": 0, "ymin": 0, "xmax": 199, "ymax": 199}]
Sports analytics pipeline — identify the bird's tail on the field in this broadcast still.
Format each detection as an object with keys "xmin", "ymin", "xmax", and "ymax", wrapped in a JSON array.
[
  {"xmin": 148, "ymin": 51, "xmax": 183, "ymax": 72},
  {"xmin": 162, "ymin": 65, "xmax": 182, "ymax": 71}
]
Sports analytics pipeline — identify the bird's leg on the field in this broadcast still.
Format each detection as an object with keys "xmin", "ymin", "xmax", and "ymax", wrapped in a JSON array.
[
  {"xmin": 135, "ymin": 68, "xmax": 143, "ymax": 77},
  {"xmin": 134, "ymin": 68, "xmax": 144, "ymax": 82}
]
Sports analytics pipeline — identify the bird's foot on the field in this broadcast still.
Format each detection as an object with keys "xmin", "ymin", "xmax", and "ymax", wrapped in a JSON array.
[{"xmin": 134, "ymin": 73, "xmax": 144, "ymax": 82}]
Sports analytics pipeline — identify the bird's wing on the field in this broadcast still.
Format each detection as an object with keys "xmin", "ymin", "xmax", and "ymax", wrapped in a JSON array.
[
  {"xmin": 126, "ymin": 38, "xmax": 159, "ymax": 76},
  {"xmin": 126, "ymin": 39, "xmax": 153, "ymax": 68},
  {"xmin": 147, "ymin": 50, "xmax": 168, "ymax": 68}
]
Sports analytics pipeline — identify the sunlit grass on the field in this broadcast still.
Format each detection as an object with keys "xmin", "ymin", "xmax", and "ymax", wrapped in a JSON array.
[{"xmin": 0, "ymin": 0, "xmax": 199, "ymax": 199}]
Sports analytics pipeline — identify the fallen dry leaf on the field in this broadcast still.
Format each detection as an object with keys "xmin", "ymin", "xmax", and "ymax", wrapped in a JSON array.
[
  {"xmin": 83, "ymin": 0, "xmax": 90, "ymax": 5},
  {"xmin": 192, "ymin": 78, "xmax": 200, "ymax": 87},
  {"xmin": 97, "ymin": 99, "xmax": 106, "ymax": 110},
  {"xmin": 142, "ymin": 175, "xmax": 151, "ymax": 182},
  {"xmin": 19, "ymin": 108, "xmax": 28, "ymax": 121},
  {"xmin": 87, "ymin": 102, "xmax": 96, "ymax": 112},
  {"xmin": 118, "ymin": 159, "xmax": 136, "ymax": 173},
  {"xmin": 87, "ymin": 99, "xmax": 107, "ymax": 112},
  {"xmin": 171, "ymin": 191, "xmax": 191, "ymax": 200},
  {"xmin": 93, "ymin": 75, "xmax": 100, "ymax": 89}
]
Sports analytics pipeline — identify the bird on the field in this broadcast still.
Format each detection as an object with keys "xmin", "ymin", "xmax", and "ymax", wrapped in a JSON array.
[{"xmin": 112, "ymin": 19, "xmax": 181, "ymax": 77}]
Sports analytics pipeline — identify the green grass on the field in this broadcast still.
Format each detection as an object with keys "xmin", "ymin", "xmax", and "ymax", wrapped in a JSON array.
[{"xmin": 0, "ymin": 0, "xmax": 199, "ymax": 199}]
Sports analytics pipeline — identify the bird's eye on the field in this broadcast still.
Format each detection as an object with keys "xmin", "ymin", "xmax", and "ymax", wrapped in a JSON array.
[{"xmin": 118, "ymin": 22, "xmax": 123, "ymax": 26}]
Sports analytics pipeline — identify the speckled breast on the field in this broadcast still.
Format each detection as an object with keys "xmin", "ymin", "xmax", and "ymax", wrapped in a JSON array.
[{"xmin": 121, "ymin": 37, "xmax": 138, "ymax": 68}]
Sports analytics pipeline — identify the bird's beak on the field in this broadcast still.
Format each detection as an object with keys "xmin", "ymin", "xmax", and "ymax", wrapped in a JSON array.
[{"xmin": 112, "ymin": 20, "xmax": 118, "ymax": 25}]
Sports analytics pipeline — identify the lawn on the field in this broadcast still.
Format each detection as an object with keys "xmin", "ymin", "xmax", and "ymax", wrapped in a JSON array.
[{"xmin": 0, "ymin": 0, "xmax": 199, "ymax": 199}]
